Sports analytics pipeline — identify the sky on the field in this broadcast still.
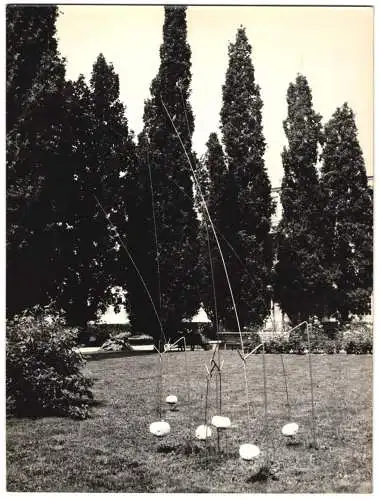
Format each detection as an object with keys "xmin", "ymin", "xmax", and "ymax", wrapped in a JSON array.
[
  {"xmin": 54, "ymin": 3, "xmax": 373, "ymax": 323},
  {"xmin": 56, "ymin": 4, "xmax": 373, "ymax": 190}
]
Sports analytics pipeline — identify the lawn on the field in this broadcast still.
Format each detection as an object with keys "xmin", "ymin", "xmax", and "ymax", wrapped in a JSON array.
[{"xmin": 6, "ymin": 351, "xmax": 372, "ymax": 493}]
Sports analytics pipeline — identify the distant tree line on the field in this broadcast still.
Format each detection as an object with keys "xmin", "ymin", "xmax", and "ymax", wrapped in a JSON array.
[{"xmin": 6, "ymin": 5, "xmax": 373, "ymax": 342}]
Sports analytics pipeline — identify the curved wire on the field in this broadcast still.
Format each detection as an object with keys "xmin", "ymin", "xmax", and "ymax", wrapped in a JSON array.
[
  {"xmin": 93, "ymin": 194, "xmax": 166, "ymax": 344},
  {"xmin": 146, "ymin": 151, "xmax": 162, "ymax": 317},
  {"xmin": 162, "ymin": 97, "xmax": 242, "ymax": 343}
]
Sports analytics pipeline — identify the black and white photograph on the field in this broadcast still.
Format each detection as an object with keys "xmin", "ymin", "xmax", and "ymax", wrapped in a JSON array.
[{"xmin": 5, "ymin": 1, "xmax": 374, "ymax": 494}]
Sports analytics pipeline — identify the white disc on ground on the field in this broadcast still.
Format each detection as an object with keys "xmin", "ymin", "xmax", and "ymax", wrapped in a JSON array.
[
  {"xmin": 165, "ymin": 395, "xmax": 178, "ymax": 405},
  {"xmin": 195, "ymin": 424, "xmax": 212, "ymax": 440},
  {"xmin": 239, "ymin": 443, "xmax": 261, "ymax": 460},
  {"xmin": 282, "ymin": 422, "xmax": 299, "ymax": 437},
  {"xmin": 211, "ymin": 415, "xmax": 231, "ymax": 429},
  {"xmin": 149, "ymin": 421, "xmax": 170, "ymax": 437}
]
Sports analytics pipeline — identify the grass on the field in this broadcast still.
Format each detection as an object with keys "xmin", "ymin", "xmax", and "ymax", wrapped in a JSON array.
[{"xmin": 6, "ymin": 351, "xmax": 372, "ymax": 493}]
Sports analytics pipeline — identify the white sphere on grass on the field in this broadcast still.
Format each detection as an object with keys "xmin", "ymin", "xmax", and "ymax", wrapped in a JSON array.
[
  {"xmin": 239, "ymin": 443, "xmax": 261, "ymax": 460},
  {"xmin": 165, "ymin": 395, "xmax": 178, "ymax": 405},
  {"xmin": 211, "ymin": 415, "xmax": 231, "ymax": 429},
  {"xmin": 281, "ymin": 422, "xmax": 299, "ymax": 437},
  {"xmin": 195, "ymin": 424, "xmax": 212, "ymax": 440},
  {"xmin": 149, "ymin": 421, "xmax": 170, "ymax": 437}
]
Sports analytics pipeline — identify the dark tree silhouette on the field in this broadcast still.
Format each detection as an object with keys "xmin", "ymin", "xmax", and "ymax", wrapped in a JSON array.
[{"xmin": 320, "ymin": 103, "xmax": 373, "ymax": 322}]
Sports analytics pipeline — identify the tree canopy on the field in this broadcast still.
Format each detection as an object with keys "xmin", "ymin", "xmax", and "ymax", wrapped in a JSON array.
[
  {"xmin": 320, "ymin": 103, "xmax": 373, "ymax": 322},
  {"xmin": 274, "ymin": 74, "xmax": 326, "ymax": 324},
  {"xmin": 219, "ymin": 27, "xmax": 274, "ymax": 330},
  {"xmin": 126, "ymin": 6, "xmax": 200, "ymax": 342}
]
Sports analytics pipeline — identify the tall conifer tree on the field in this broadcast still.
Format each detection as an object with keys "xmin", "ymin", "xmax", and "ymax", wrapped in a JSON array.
[
  {"xmin": 274, "ymin": 74, "xmax": 326, "ymax": 323},
  {"xmin": 127, "ymin": 6, "xmax": 200, "ymax": 342},
  {"xmin": 320, "ymin": 103, "xmax": 373, "ymax": 322},
  {"xmin": 219, "ymin": 27, "xmax": 273, "ymax": 329},
  {"xmin": 197, "ymin": 133, "xmax": 229, "ymax": 328}
]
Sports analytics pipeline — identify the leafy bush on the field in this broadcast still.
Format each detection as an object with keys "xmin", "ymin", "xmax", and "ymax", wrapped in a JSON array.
[
  {"xmin": 247, "ymin": 332, "xmax": 262, "ymax": 349},
  {"xmin": 264, "ymin": 337, "xmax": 289, "ymax": 354},
  {"xmin": 6, "ymin": 307, "xmax": 94, "ymax": 419},
  {"xmin": 262, "ymin": 322, "xmax": 372, "ymax": 355},
  {"xmin": 85, "ymin": 323, "xmax": 131, "ymax": 346},
  {"xmin": 101, "ymin": 331, "xmax": 132, "ymax": 351},
  {"xmin": 342, "ymin": 325, "xmax": 372, "ymax": 354}
]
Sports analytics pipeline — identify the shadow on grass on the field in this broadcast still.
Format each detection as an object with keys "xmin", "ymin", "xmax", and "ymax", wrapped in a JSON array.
[
  {"xmin": 84, "ymin": 351, "xmax": 157, "ymax": 361},
  {"xmin": 88, "ymin": 398, "xmax": 107, "ymax": 408},
  {"xmin": 172, "ymin": 485, "xmax": 212, "ymax": 493},
  {"xmin": 285, "ymin": 441, "xmax": 302, "ymax": 447},
  {"xmin": 7, "ymin": 396, "xmax": 106, "ymax": 422},
  {"xmin": 157, "ymin": 442, "xmax": 205, "ymax": 456},
  {"xmin": 246, "ymin": 465, "xmax": 279, "ymax": 483},
  {"xmin": 157, "ymin": 444, "xmax": 177, "ymax": 454}
]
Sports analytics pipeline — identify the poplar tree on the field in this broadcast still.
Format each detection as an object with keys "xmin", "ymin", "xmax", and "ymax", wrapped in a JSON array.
[
  {"xmin": 219, "ymin": 27, "xmax": 273, "ymax": 329},
  {"xmin": 320, "ymin": 103, "xmax": 373, "ymax": 322},
  {"xmin": 197, "ymin": 133, "xmax": 230, "ymax": 328},
  {"xmin": 127, "ymin": 6, "xmax": 200, "ymax": 342},
  {"xmin": 274, "ymin": 74, "xmax": 326, "ymax": 324}
]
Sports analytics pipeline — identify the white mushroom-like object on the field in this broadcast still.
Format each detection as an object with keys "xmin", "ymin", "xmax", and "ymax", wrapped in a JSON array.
[
  {"xmin": 165, "ymin": 394, "xmax": 178, "ymax": 405},
  {"xmin": 195, "ymin": 424, "xmax": 212, "ymax": 440},
  {"xmin": 239, "ymin": 443, "xmax": 261, "ymax": 461},
  {"xmin": 281, "ymin": 422, "xmax": 299, "ymax": 437},
  {"xmin": 211, "ymin": 415, "xmax": 231, "ymax": 429},
  {"xmin": 149, "ymin": 421, "xmax": 171, "ymax": 437}
]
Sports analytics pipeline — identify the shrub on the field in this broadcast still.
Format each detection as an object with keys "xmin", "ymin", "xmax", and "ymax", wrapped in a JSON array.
[
  {"xmin": 264, "ymin": 337, "xmax": 289, "ymax": 354},
  {"xmin": 248, "ymin": 332, "xmax": 262, "ymax": 348},
  {"xmin": 262, "ymin": 321, "xmax": 372, "ymax": 355},
  {"xmin": 85, "ymin": 323, "xmax": 131, "ymax": 346},
  {"xmin": 342, "ymin": 325, "xmax": 372, "ymax": 354},
  {"xmin": 101, "ymin": 331, "xmax": 132, "ymax": 351},
  {"xmin": 6, "ymin": 306, "xmax": 94, "ymax": 419}
]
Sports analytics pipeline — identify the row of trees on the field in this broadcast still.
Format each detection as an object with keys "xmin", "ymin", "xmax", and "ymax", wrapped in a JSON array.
[
  {"xmin": 7, "ymin": 6, "xmax": 372, "ymax": 342},
  {"xmin": 275, "ymin": 77, "xmax": 372, "ymax": 324}
]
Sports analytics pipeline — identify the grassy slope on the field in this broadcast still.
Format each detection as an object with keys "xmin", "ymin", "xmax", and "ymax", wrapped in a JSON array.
[{"xmin": 6, "ymin": 352, "xmax": 372, "ymax": 493}]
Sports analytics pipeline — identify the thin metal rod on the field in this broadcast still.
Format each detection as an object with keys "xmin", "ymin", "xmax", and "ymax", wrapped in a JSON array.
[
  {"xmin": 181, "ymin": 337, "xmax": 192, "ymax": 444},
  {"xmin": 306, "ymin": 322, "xmax": 317, "ymax": 447},
  {"xmin": 215, "ymin": 364, "xmax": 218, "ymax": 409},
  {"xmin": 204, "ymin": 378, "xmax": 210, "ymax": 425},
  {"xmin": 243, "ymin": 360, "xmax": 251, "ymax": 424},
  {"xmin": 218, "ymin": 353, "xmax": 222, "ymax": 455},
  {"xmin": 286, "ymin": 320, "xmax": 308, "ymax": 337},
  {"xmin": 179, "ymin": 84, "xmax": 193, "ymax": 146},
  {"xmin": 243, "ymin": 342, "xmax": 264, "ymax": 361},
  {"xmin": 262, "ymin": 342, "xmax": 268, "ymax": 437},
  {"xmin": 204, "ymin": 376, "xmax": 210, "ymax": 454},
  {"xmin": 146, "ymin": 152, "xmax": 162, "ymax": 313},
  {"xmin": 216, "ymin": 371, "xmax": 221, "ymax": 455},
  {"xmin": 280, "ymin": 353, "xmax": 291, "ymax": 421},
  {"xmin": 184, "ymin": 337, "xmax": 190, "ymax": 408},
  {"xmin": 262, "ymin": 342, "xmax": 270, "ymax": 467},
  {"xmin": 218, "ymin": 345, "xmax": 222, "ymax": 414},
  {"xmin": 157, "ymin": 344, "xmax": 163, "ymax": 420},
  {"xmin": 205, "ymin": 217, "xmax": 219, "ymax": 333}
]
